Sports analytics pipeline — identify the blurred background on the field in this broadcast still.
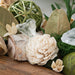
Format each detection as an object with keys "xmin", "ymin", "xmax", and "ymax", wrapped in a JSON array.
[{"xmin": 32, "ymin": 0, "xmax": 75, "ymax": 19}]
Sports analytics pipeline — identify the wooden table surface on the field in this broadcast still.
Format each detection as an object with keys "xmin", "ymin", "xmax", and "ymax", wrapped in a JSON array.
[{"xmin": 0, "ymin": 56, "xmax": 63, "ymax": 75}]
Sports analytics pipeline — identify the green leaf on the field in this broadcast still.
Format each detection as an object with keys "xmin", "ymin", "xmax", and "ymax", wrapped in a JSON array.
[
  {"xmin": 71, "ymin": 20, "xmax": 75, "ymax": 29},
  {"xmin": 64, "ymin": 0, "xmax": 72, "ymax": 22},
  {"xmin": 55, "ymin": 2, "xmax": 61, "ymax": 9},
  {"xmin": 51, "ymin": 4, "xmax": 56, "ymax": 11},
  {"xmin": 72, "ymin": 8, "xmax": 75, "ymax": 15},
  {"xmin": 44, "ymin": 14, "xmax": 49, "ymax": 21},
  {"xmin": 73, "ymin": 2, "xmax": 75, "ymax": 4},
  {"xmin": 73, "ymin": 0, "xmax": 75, "ymax": 4},
  {"xmin": 40, "ymin": 27, "xmax": 45, "ymax": 34}
]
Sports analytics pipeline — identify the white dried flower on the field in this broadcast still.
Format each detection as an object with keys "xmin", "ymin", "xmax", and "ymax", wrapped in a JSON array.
[
  {"xmin": 61, "ymin": 28, "xmax": 75, "ymax": 46},
  {"xmin": 4, "ymin": 22, "xmax": 17, "ymax": 37},
  {"xmin": 26, "ymin": 34, "xmax": 59, "ymax": 65},
  {"xmin": 51, "ymin": 59, "xmax": 64, "ymax": 72}
]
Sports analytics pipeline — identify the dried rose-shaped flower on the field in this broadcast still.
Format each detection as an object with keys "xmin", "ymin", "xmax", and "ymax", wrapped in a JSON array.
[
  {"xmin": 26, "ymin": 34, "xmax": 59, "ymax": 65},
  {"xmin": 51, "ymin": 59, "xmax": 64, "ymax": 72}
]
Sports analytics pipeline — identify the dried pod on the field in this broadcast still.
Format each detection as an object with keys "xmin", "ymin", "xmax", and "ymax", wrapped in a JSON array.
[
  {"xmin": 0, "ymin": 36, "xmax": 8, "ymax": 55},
  {"xmin": 45, "ymin": 9, "xmax": 70, "ymax": 35}
]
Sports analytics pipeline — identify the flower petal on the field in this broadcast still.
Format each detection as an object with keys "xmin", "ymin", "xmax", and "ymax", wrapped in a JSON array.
[
  {"xmin": 51, "ymin": 61, "xmax": 56, "ymax": 69},
  {"xmin": 6, "ymin": 24, "xmax": 12, "ymax": 32},
  {"xmin": 11, "ymin": 22, "xmax": 17, "ymax": 34},
  {"xmin": 56, "ymin": 59, "xmax": 63, "ymax": 66}
]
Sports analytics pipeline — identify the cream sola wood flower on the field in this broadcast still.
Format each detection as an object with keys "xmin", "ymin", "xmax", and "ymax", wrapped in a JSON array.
[
  {"xmin": 26, "ymin": 34, "xmax": 59, "ymax": 65},
  {"xmin": 4, "ymin": 22, "xmax": 17, "ymax": 37},
  {"xmin": 51, "ymin": 59, "xmax": 64, "ymax": 72}
]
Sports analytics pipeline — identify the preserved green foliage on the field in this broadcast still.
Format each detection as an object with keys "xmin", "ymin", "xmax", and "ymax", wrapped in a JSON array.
[
  {"xmin": 51, "ymin": 34, "xmax": 75, "ymax": 58},
  {"xmin": 71, "ymin": 21, "xmax": 75, "ymax": 29},
  {"xmin": 55, "ymin": 2, "xmax": 61, "ymax": 9},
  {"xmin": 51, "ymin": 4, "xmax": 56, "ymax": 11},
  {"xmin": 0, "ymin": 7, "xmax": 18, "ymax": 37},
  {"xmin": 40, "ymin": 27, "xmax": 45, "ymax": 34},
  {"xmin": 44, "ymin": 14, "xmax": 49, "ymax": 21},
  {"xmin": 51, "ymin": 2, "xmax": 61, "ymax": 11},
  {"xmin": 9, "ymin": 0, "xmax": 43, "ymax": 31}
]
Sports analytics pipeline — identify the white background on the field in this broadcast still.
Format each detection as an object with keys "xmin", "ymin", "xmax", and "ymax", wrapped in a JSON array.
[{"xmin": 32, "ymin": 0, "xmax": 75, "ymax": 19}]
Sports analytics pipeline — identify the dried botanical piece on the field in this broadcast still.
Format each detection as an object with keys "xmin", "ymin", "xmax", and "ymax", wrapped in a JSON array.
[
  {"xmin": 70, "ymin": 18, "xmax": 74, "ymax": 24},
  {"xmin": 9, "ymin": 0, "xmax": 43, "ymax": 31},
  {"xmin": 16, "ymin": 19, "xmax": 36, "ymax": 37},
  {"xmin": 51, "ymin": 59, "xmax": 64, "ymax": 72},
  {"xmin": 26, "ymin": 34, "xmax": 59, "ymax": 65},
  {"xmin": 45, "ymin": 9, "xmax": 70, "ymax": 35},
  {"xmin": 0, "ymin": 36, "xmax": 8, "ymax": 55},
  {"xmin": 8, "ymin": 34, "xmax": 29, "ymax": 61},
  {"xmin": 0, "ymin": 7, "xmax": 18, "ymax": 37},
  {"xmin": 61, "ymin": 28, "xmax": 75, "ymax": 46},
  {"xmin": 4, "ymin": 22, "xmax": 17, "ymax": 37},
  {"xmin": 0, "ymin": 0, "xmax": 17, "ymax": 8}
]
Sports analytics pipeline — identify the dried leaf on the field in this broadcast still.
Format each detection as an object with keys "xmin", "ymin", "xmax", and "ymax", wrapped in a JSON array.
[{"xmin": 0, "ymin": 7, "xmax": 18, "ymax": 37}]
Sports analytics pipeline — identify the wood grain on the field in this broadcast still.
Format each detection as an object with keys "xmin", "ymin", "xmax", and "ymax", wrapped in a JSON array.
[{"xmin": 0, "ymin": 56, "xmax": 63, "ymax": 75}]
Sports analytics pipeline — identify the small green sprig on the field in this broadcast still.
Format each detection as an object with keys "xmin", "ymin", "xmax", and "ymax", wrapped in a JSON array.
[
  {"xmin": 44, "ymin": 14, "xmax": 49, "ymax": 21},
  {"xmin": 71, "ymin": 21, "xmax": 75, "ymax": 28},
  {"xmin": 40, "ymin": 27, "xmax": 45, "ymax": 34},
  {"xmin": 51, "ymin": 2, "xmax": 61, "ymax": 11}
]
